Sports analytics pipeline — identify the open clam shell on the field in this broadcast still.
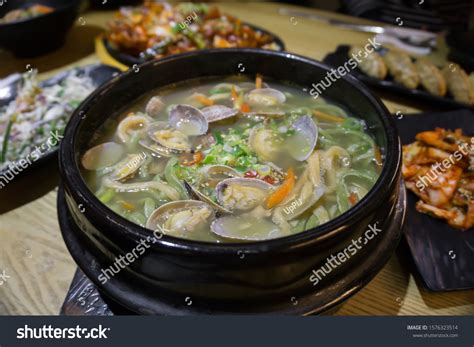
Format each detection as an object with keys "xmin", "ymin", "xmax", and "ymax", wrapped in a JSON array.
[
  {"xmin": 215, "ymin": 177, "xmax": 274, "ymax": 212},
  {"xmin": 146, "ymin": 200, "xmax": 215, "ymax": 237},
  {"xmin": 139, "ymin": 140, "xmax": 175, "ymax": 157},
  {"xmin": 197, "ymin": 165, "xmax": 242, "ymax": 188},
  {"xmin": 147, "ymin": 121, "xmax": 192, "ymax": 153},
  {"xmin": 183, "ymin": 180, "xmax": 231, "ymax": 215},
  {"xmin": 169, "ymin": 104, "xmax": 208, "ymax": 136},
  {"xmin": 110, "ymin": 153, "xmax": 148, "ymax": 181},
  {"xmin": 247, "ymin": 88, "xmax": 286, "ymax": 106},
  {"xmin": 286, "ymin": 115, "xmax": 318, "ymax": 161},
  {"xmin": 82, "ymin": 142, "xmax": 124, "ymax": 170},
  {"xmin": 201, "ymin": 105, "xmax": 239, "ymax": 123}
]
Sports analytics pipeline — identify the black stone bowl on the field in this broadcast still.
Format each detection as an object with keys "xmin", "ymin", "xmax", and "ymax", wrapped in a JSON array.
[
  {"xmin": 0, "ymin": 0, "xmax": 82, "ymax": 57},
  {"xmin": 58, "ymin": 49, "xmax": 404, "ymax": 315}
]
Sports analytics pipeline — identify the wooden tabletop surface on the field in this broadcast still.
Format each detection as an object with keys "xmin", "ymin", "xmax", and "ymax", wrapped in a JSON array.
[{"xmin": 0, "ymin": 2, "xmax": 473, "ymax": 315}]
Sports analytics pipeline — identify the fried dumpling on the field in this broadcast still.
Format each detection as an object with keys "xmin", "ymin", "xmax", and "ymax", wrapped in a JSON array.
[
  {"xmin": 349, "ymin": 45, "xmax": 387, "ymax": 79},
  {"xmin": 414, "ymin": 58, "xmax": 447, "ymax": 96},
  {"xmin": 383, "ymin": 50, "xmax": 420, "ymax": 89},
  {"xmin": 442, "ymin": 63, "xmax": 474, "ymax": 105}
]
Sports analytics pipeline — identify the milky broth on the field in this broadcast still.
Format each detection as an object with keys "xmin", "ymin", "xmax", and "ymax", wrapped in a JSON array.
[{"xmin": 81, "ymin": 76, "xmax": 382, "ymax": 242}]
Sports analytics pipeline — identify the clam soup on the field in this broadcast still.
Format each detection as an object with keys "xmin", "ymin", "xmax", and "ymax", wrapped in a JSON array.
[{"xmin": 81, "ymin": 76, "xmax": 383, "ymax": 242}]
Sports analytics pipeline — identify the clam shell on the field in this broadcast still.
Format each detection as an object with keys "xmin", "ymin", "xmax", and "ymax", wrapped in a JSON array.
[
  {"xmin": 169, "ymin": 104, "xmax": 208, "ymax": 136},
  {"xmin": 82, "ymin": 142, "xmax": 124, "ymax": 170},
  {"xmin": 145, "ymin": 96, "xmax": 165, "ymax": 117},
  {"xmin": 146, "ymin": 200, "xmax": 215, "ymax": 236},
  {"xmin": 215, "ymin": 177, "xmax": 273, "ymax": 212},
  {"xmin": 147, "ymin": 121, "xmax": 192, "ymax": 153},
  {"xmin": 110, "ymin": 153, "xmax": 148, "ymax": 181},
  {"xmin": 247, "ymin": 88, "xmax": 286, "ymax": 106},
  {"xmin": 287, "ymin": 115, "xmax": 318, "ymax": 161},
  {"xmin": 184, "ymin": 181, "xmax": 231, "ymax": 215},
  {"xmin": 201, "ymin": 105, "xmax": 239, "ymax": 123}
]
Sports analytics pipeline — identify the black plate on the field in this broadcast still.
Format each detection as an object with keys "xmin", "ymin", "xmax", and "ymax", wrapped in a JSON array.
[
  {"xmin": 396, "ymin": 109, "xmax": 474, "ymax": 291},
  {"xmin": 0, "ymin": 64, "xmax": 120, "ymax": 213},
  {"xmin": 323, "ymin": 45, "xmax": 474, "ymax": 111},
  {"xmin": 103, "ymin": 23, "xmax": 286, "ymax": 67}
]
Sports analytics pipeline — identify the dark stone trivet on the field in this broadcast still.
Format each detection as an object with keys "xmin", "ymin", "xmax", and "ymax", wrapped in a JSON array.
[{"xmin": 60, "ymin": 269, "xmax": 134, "ymax": 316}]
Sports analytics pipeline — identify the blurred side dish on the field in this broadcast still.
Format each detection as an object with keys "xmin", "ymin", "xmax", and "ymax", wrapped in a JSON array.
[
  {"xmin": 0, "ymin": 4, "xmax": 54, "ymax": 24},
  {"xmin": 402, "ymin": 128, "xmax": 474, "ymax": 230},
  {"xmin": 0, "ymin": 71, "xmax": 95, "ymax": 171},
  {"xmin": 106, "ymin": 1, "xmax": 281, "ymax": 61},
  {"xmin": 349, "ymin": 46, "xmax": 474, "ymax": 105}
]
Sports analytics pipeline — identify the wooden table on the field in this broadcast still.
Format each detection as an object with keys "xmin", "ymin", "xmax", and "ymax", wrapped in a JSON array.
[{"xmin": 1, "ymin": 2, "xmax": 473, "ymax": 315}]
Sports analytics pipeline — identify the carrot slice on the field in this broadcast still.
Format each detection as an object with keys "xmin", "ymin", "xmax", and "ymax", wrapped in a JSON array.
[
  {"xmin": 181, "ymin": 152, "xmax": 204, "ymax": 166},
  {"xmin": 194, "ymin": 94, "xmax": 214, "ymax": 106},
  {"xmin": 348, "ymin": 192, "xmax": 358, "ymax": 206},
  {"xmin": 266, "ymin": 168, "xmax": 295, "ymax": 209},
  {"xmin": 240, "ymin": 103, "xmax": 251, "ymax": 113},
  {"xmin": 313, "ymin": 110, "xmax": 344, "ymax": 123},
  {"xmin": 256, "ymin": 74, "xmax": 263, "ymax": 89}
]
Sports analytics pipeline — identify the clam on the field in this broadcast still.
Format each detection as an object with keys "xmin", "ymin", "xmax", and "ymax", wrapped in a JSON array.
[
  {"xmin": 247, "ymin": 88, "xmax": 286, "ymax": 106},
  {"xmin": 146, "ymin": 200, "xmax": 215, "ymax": 237},
  {"xmin": 168, "ymin": 104, "xmax": 208, "ymax": 136},
  {"xmin": 216, "ymin": 178, "xmax": 274, "ymax": 212},
  {"xmin": 110, "ymin": 153, "xmax": 148, "ymax": 181},
  {"xmin": 82, "ymin": 142, "xmax": 124, "ymax": 170},
  {"xmin": 210, "ymin": 215, "xmax": 284, "ymax": 241},
  {"xmin": 201, "ymin": 105, "xmax": 239, "ymax": 123},
  {"xmin": 139, "ymin": 140, "xmax": 174, "ymax": 157},
  {"xmin": 286, "ymin": 116, "xmax": 318, "ymax": 161},
  {"xmin": 197, "ymin": 165, "xmax": 242, "ymax": 188},
  {"xmin": 148, "ymin": 121, "xmax": 192, "ymax": 153},
  {"xmin": 117, "ymin": 114, "xmax": 151, "ymax": 143},
  {"xmin": 145, "ymin": 96, "xmax": 165, "ymax": 117},
  {"xmin": 248, "ymin": 126, "xmax": 279, "ymax": 162},
  {"xmin": 184, "ymin": 180, "xmax": 231, "ymax": 215}
]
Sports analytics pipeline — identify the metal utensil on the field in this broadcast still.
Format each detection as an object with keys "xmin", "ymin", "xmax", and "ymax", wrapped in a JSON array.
[{"xmin": 279, "ymin": 8, "xmax": 437, "ymax": 48}]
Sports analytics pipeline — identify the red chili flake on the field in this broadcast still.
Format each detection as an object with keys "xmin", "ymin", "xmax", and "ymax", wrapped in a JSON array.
[
  {"xmin": 244, "ymin": 170, "xmax": 258, "ymax": 178},
  {"xmin": 262, "ymin": 175, "xmax": 276, "ymax": 184}
]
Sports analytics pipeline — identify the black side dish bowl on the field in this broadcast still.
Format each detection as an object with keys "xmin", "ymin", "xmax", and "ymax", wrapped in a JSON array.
[
  {"xmin": 0, "ymin": 0, "xmax": 82, "ymax": 57},
  {"xmin": 58, "ymin": 49, "xmax": 404, "ymax": 315}
]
